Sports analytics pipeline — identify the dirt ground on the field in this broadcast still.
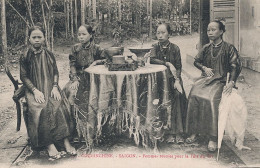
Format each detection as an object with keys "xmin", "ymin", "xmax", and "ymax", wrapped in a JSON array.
[{"xmin": 0, "ymin": 34, "xmax": 259, "ymax": 167}]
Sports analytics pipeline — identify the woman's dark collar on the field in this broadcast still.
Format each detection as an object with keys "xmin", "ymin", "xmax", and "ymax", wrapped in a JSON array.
[
  {"xmin": 81, "ymin": 42, "xmax": 92, "ymax": 49},
  {"xmin": 212, "ymin": 40, "xmax": 223, "ymax": 48},
  {"xmin": 159, "ymin": 40, "xmax": 170, "ymax": 49},
  {"xmin": 30, "ymin": 46, "xmax": 43, "ymax": 54}
]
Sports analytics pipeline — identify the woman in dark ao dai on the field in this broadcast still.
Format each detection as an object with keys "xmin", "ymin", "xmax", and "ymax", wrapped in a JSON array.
[
  {"xmin": 150, "ymin": 23, "xmax": 187, "ymax": 144},
  {"xmin": 20, "ymin": 24, "xmax": 76, "ymax": 160},
  {"xmin": 185, "ymin": 20, "xmax": 241, "ymax": 152}
]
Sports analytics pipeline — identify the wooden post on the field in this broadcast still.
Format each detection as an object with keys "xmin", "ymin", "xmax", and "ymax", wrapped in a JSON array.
[
  {"xmin": 199, "ymin": 0, "xmax": 210, "ymax": 47},
  {"xmin": 1, "ymin": 0, "xmax": 8, "ymax": 59}
]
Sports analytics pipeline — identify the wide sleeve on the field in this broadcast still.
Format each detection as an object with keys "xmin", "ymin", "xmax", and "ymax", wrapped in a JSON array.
[
  {"xmin": 150, "ymin": 43, "xmax": 165, "ymax": 65},
  {"xmin": 171, "ymin": 46, "xmax": 182, "ymax": 78},
  {"xmin": 228, "ymin": 45, "xmax": 241, "ymax": 82},
  {"xmin": 20, "ymin": 53, "xmax": 35, "ymax": 92},
  {"xmin": 50, "ymin": 52, "xmax": 59, "ymax": 85},
  {"xmin": 69, "ymin": 46, "xmax": 78, "ymax": 81},
  {"xmin": 194, "ymin": 46, "xmax": 206, "ymax": 71}
]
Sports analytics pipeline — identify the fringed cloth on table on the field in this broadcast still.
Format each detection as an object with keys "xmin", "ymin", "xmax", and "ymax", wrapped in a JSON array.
[
  {"xmin": 73, "ymin": 67, "xmax": 171, "ymax": 150},
  {"xmin": 73, "ymin": 101, "xmax": 170, "ymax": 149}
]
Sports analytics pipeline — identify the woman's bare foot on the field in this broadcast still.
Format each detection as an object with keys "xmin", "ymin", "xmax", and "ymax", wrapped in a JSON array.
[
  {"xmin": 185, "ymin": 134, "xmax": 197, "ymax": 144},
  {"xmin": 47, "ymin": 144, "xmax": 61, "ymax": 160},
  {"xmin": 166, "ymin": 135, "xmax": 176, "ymax": 143},
  {"xmin": 208, "ymin": 140, "xmax": 217, "ymax": 152},
  {"xmin": 64, "ymin": 138, "xmax": 77, "ymax": 156},
  {"xmin": 176, "ymin": 134, "xmax": 184, "ymax": 144}
]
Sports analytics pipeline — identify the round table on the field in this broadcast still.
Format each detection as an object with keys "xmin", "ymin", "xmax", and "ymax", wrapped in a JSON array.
[{"xmin": 83, "ymin": 64, "xmax": 171, "ymax": 148}]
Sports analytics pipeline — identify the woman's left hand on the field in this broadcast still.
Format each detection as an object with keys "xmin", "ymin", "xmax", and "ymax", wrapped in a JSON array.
[
  {"xmin": 51, "ymin": 86, "xmax": 61, "ymax": 101},
  {"xmin": 223, "ymin": 82, "xmax": 234, "ymax": 95},
  {"xmin": 174, "ymin": 79, "xmax": 183, "ymax": 94}
]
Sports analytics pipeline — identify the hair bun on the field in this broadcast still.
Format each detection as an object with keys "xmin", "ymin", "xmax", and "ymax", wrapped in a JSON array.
[
  {"xmin": 216, "ymin": 18, "xmax": 226, "ymax": 26},
  {"xmin": 35, "ymin": 22, "xmax": 43, "ymax": 28}
]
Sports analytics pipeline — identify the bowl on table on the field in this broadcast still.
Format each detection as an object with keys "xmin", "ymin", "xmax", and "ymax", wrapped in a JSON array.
[
  {"xmin": 128, "ymin": 47, "xmax": 152, "ymax": 66},
  {"xmin": 104, "ymin": 47, "xmax": 124, "ymax": 62}
]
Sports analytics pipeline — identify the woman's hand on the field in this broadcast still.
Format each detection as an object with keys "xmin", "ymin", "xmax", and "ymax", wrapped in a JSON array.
[
  {"xmin": 202, "ymin": 66, "xmax": 214, "ymax": 77},
  {"xmin": 174, "ymin": 79, "xmax": 183, "ymax": 94},
  {"xmin": 70, "ymin": 80, "xmax": 79, "ymax": 90},
  {"xmin": 33, "ymin": 89, "xmax": 45, "ymax": 103},
  {"xmin": 223, "ymin": 81, "xmax": 234, "ymax": 95},
  {"xmin": 51, "ymin": 86, "xmax": 61, "ymax": 101}
]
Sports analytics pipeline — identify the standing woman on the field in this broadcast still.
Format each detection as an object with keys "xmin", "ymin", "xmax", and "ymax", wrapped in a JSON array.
[
  {"xmin": 20, "ymin": 24, "xmax": 76, "ymax": 160},
  {"xmin": 185, "ymin": 20, "xmax": 242, "ymax": 152},
  {"xmin": 150, "ymin": 23, "xmax": 187, "ymax": 144}
]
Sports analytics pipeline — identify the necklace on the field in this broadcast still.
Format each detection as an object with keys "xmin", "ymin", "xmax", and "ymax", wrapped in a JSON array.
[{"xmin": 210, "ymin": 42, "xmax": 224, "ymax": 58}]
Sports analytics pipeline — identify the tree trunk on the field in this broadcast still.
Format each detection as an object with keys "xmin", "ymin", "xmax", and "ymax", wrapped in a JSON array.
[
  {"xmin": 149, "ymin": 0, "xmax": 152, "ymax": 39},
  {"xmin": 1, "ymin": 0, "xmax": 7, "ymax": 60},
  {"xmin": 88, "ymin": 0, "xmax": 91, "ymax": 20},
  {"xmin": 118, "ymin": 0, "xmax": 121, "ymax": 21},
  {"xmin": 70, "ymin": 0, "xmax": 74, "ymax": 38},
  {"xmin": 81, "ymin": 0, "xmax": 85, "ymax": 25},
  {"xmin": 75, "ymin": 0, "xmax": 78, "ymax": 29},
  {"xmin": 67, "ymin": 0, "xmax": 70, "ymax": 36},
  {"xmin": 65, "ymin": 0, "xmax": 68, "ymax": 38},
  {"xmin": 107, "ymin": 0, "xmax": 110, "ymax": 23},
  {"xmin": 147, "ymin": 0, "xmax": 149, "ymax": 18},
  {"xmin": 49, "ymin": 0, "xmax": 54, "ymax": 51},
  {"xmin": 25, "ymin": 21, "xmax": 29, "ymax": 46},
  {"xmin": 25, "ymin": 0, "xmax": 34, "ymax": 26},
  {"xmin": 41, "ymin": 0, "xmax": 50, "ymax": 49},
  {"xmin": 92, "ymin": 0, "xmax": 96, "ymax": 20},
  {"xmin": 139, "ymin": 0, "xmax": 142, "ymax": 35}
]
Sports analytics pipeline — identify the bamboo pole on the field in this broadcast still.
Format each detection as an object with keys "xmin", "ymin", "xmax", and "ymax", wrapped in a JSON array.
[
  {"xmin": 149, "ymin": 0, "xmax": 152, "ymax": 39},
  {"xmin": 70, "ymin": 0, "xmax": 74, "ymax": 38},
  {"xmin": 92, "ymin": 0, "xmax": 96, "ymax": 19},
  {"xmin": 81, "ymin": 0, "xmax": 85, "ymax": 25},
  {"xmin": 75, "ymin": 0, "xmax": 78, "ymax": 29}
]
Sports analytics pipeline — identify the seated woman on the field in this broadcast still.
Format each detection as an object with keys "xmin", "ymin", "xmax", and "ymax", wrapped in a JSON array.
[
  {"xmin": 20, "ymin": 24, "xmax": 76, "ymax": 160},
  {"xmin": 150, "ymin": 23, "xmax": 187, "ymax": 144},
  {"xmin": 63, "ymin": 24, "xmax": 105, "ymax": 148},
  {"xmin": 185, "ymin": 20, "xmax": 241, "ymax": 152}
]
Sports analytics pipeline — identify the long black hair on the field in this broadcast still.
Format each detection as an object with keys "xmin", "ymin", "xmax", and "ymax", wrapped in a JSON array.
[{"xmin": 213, "ymin": 19, "xmax": 226, "ymax": 33}]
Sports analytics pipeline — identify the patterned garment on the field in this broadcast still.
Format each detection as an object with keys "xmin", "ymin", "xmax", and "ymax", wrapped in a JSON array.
[
  {"xmin": 20, "ymin": 47, "xmax": 73, "ymax": 148},
  {"xmin": 63, "ymin": 42, "xmax": 104, "ymax": 147}
]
